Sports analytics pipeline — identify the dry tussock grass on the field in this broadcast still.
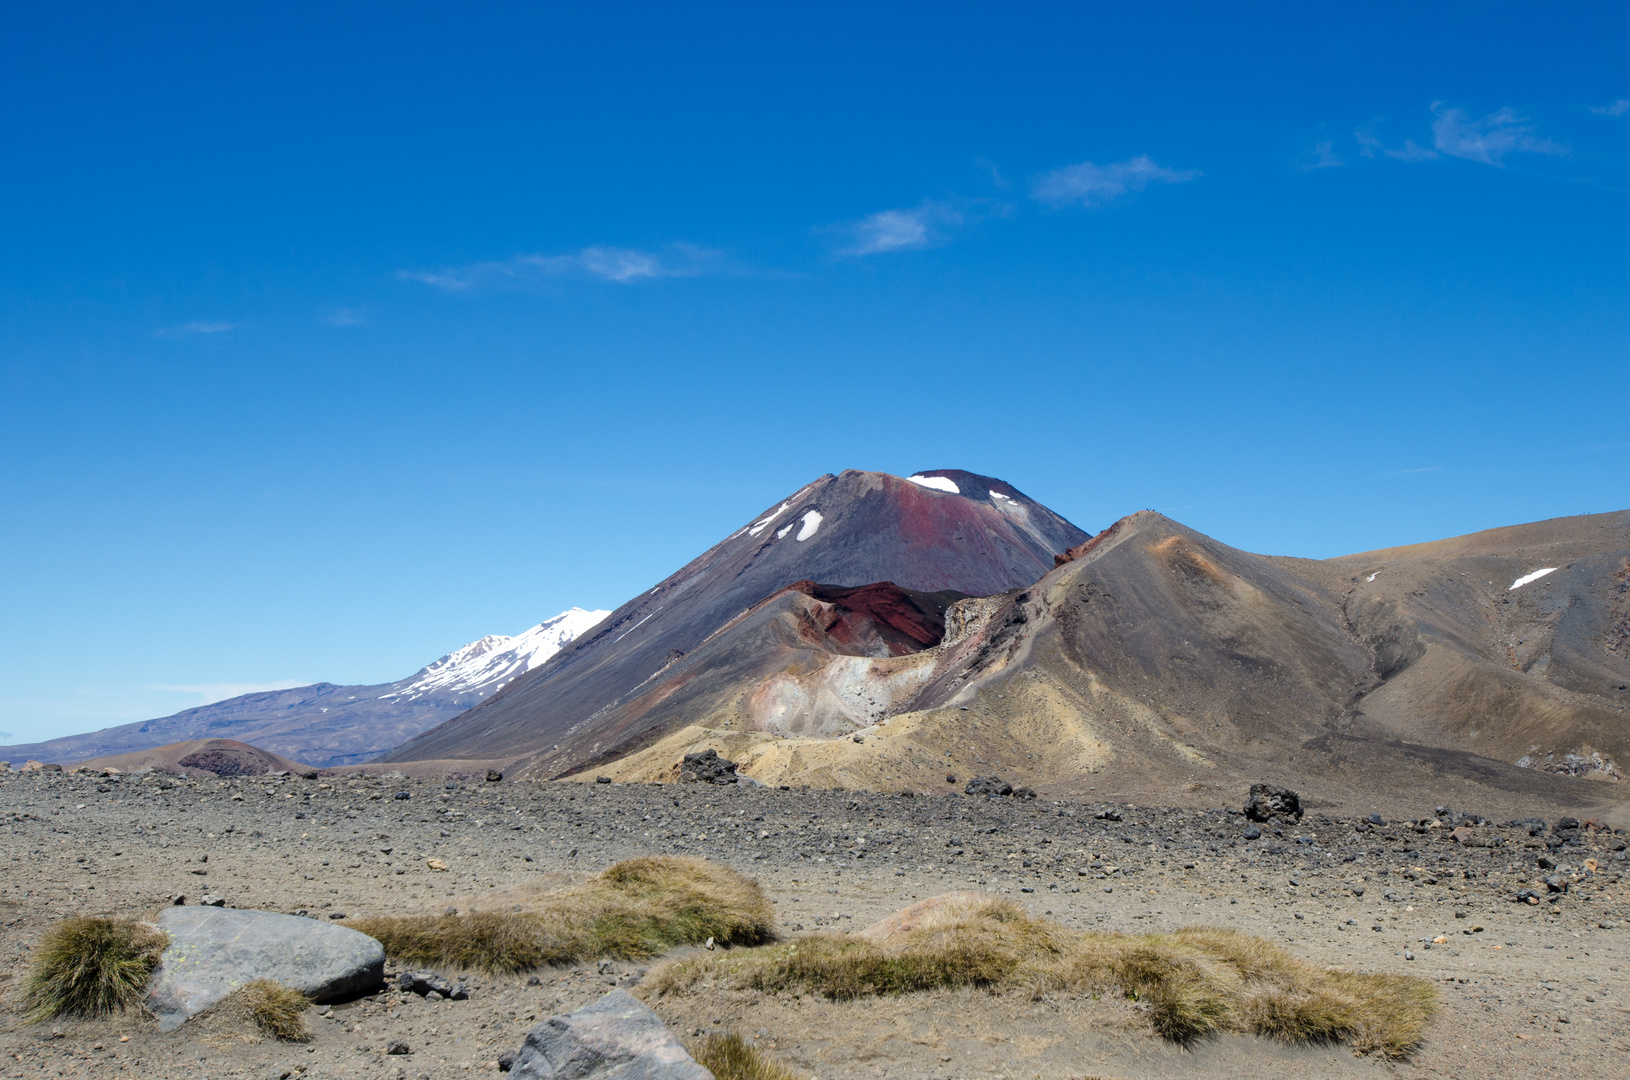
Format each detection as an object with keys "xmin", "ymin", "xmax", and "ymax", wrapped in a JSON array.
[
  {"xmin": 687, "ymin": 1031, "xmax": 806, "ymax": 1080},
  {"xmin": 238, "ymin": 979, "xmax": 311, "ymax": 1041},
  {"xmin": 350, "ymin": 857, "xmax": 773, "ymax": 973},
  {"xmin": 644, "ymin": 896, "xmax": 1434, "ymax": 1059},
  {"xmin": 21, "ymin": 917, "xmax": 168, "ymax": 1021}
]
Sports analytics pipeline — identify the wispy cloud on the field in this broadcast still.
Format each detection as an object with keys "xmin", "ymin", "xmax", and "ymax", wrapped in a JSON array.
[
  {"xmin": 1355, "ymin": 123, "xmax": 1438, "ymax": 161},
  {"xmin": 1030, "ymin": 155, "xmax": 1199, "ymax": 207},
  {"xmin": 1383, "ymin": 466, "xmax": 1443, "ymax": 476},
  {"xmin": 1297, "ymin": 140, "xmax": 1344, "ymax": 170},
  {"xmin": 144, "ymin": 681, "xmax": 308, "ymax": 706},
  {"xmin": 323, "ymin": 307, "xmax": 367, "ymax": 327},
  {"xmin": 838, "ymin": 201, "xmax": 963, "ymax": 256},
  {"xmin": 1430, "ymin": 103, "xmax": 1563, "ymax": 165},
  {"xmin": 403, "ymin": 244, "xmax": 723, "ymax": 290},
  {"xmin": 1591, "ymin": 99, "xmax": 1630, "ymax": 118},
  {"xmin": 154, "ymin": 321, "xmax": 238, "ymax": 337}
]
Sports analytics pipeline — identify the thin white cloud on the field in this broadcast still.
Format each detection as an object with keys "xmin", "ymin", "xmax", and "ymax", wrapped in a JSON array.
[
  {"xmin": 1030, "ymin": 155, "xmax": 1199, "ymax": 207},
  {"xmin": 404, "ymin": 244, "xmax": 723, "ymax": 290},
  {"xmin": 323, "ymin": 307, "xmax": 367, "ymax": 326},
  {"xmin": 1355, "ymin": 123, "xmax": 1438, "ymax": 161},
  {"xmin": 1590, "ymin": 99, "xmax": 1630, "ymax": 117},
  {"xmin": 144, "ymin": 681, "xmax": 309, "ymax": 706},
  {"xmin": 1298, "ymin": 140, "xmax": 1344, "ymax": 170},
  {"xmin": 1388, "ymin": 139, "xmax": 1438, "ymax": 162},
  {"xmin": 1383, "ymin": 465, "xmax": 1443, "ymax": 476},
  {"xmin": 1430, "ymin": 103, "xmax": 1563, "ymax": 165},
  {"xmin": 974, "ymin": 157, "xmax": 1010, "ymax": 188},
  {"xmin": 839, "ymin": 201, "xmax": 963, "ymax": 256},
  {"xmin": 154, "ymin": 321, "xmax": 238, "ymax": 337}
]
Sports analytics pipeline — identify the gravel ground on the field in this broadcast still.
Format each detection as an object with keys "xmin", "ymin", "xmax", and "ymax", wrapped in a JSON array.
[{"xmin": 1, "ymin": 769, "xmax": 1627, "ymax": 1079}]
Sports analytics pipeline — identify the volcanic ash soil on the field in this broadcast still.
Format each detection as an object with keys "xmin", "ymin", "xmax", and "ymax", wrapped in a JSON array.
[{"xmin": 1, "ymin": 770, "xmax": 1628, "ymax": 1079}]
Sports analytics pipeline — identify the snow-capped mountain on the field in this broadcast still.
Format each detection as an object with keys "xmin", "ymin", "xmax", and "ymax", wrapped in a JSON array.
[
  {"xmin": 0, "ymin": 608, "xmax": 612, "ymax": 769},
  {"xmin": 384, "ymin": 608, "xmax": 610, "ymax": 703}
]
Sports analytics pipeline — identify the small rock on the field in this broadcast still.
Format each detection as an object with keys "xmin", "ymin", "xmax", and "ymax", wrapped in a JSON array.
[
  {"xmin": 1366, "ymin": 812, "xmax": 1385, "ymax": 825},
  {"xmin": 486, "ymin": 769, "xmax": 503, "ymax": 782},
  {"xmin": 398, "ymin": 970, "xmax": 468, "ymax": 999},
  {"xmin": 964, "ymin": 776, "xmax": 1013, "ymax": 798},
  {"xmin": 392, "ymin": 791, "xmax": 411, "ymax": 800},
  {"xmin": 386, "ymin": 1040, "xmax": 411, "ymax": 1055},
  {"xmin": 1242, "ymin": 825, "xmax": 1261, "ymax": 841},
  {"xmin": 595, "ymin": 776, "xmax": 612, "ymax": 784},
  {"xmin": 498, "ymin": 1051, "xmax": 516, "ymax": 1072},
  {"xmin": 507, "ymin": 989, "xmax": 710, "ymax": 1080}
]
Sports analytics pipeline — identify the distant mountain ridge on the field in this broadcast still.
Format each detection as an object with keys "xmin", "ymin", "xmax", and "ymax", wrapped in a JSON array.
[{"xmin": 0, "ymin": 608, "xmax": 608, "ymax": 769}]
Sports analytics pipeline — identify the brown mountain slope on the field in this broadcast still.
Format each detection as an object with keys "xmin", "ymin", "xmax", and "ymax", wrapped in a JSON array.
[
  {"xmin": 1278, "ymin": 508, "xmax": 1630, "ymax": 781},
  {"xmin": 381, "ymin": 469, "xmax": 1088, "ymax": 772},
  {"xmin": 585, "ymin": 510, "xmax": 1629, "ymax": 822},
  {"xmin": 505, "ymin": 580, "xmax": 967, "ymax": 779},
  {"xmin": 74, "ymin": 739, "xmax": 317, "ymax": 778}
]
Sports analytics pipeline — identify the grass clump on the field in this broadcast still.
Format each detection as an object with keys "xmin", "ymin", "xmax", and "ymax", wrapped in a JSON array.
[
  {"xmin": 239, "ymin": 979, "xmax": 311, "ymax": 1042},
  {"xmin": 687, "ymin": 1031, "xmax": 805, "ymax": 1080},
  {"xmin": 645, "ymin": 896, "xmax": 1436, "ymax": 1059},
  {"xmin": 350, "ymin": 856, "xmax": 773, "ymax": 974},
  {"xmin": 21, "ymin": 917, "xmax": 168, "ymax": 1021}
]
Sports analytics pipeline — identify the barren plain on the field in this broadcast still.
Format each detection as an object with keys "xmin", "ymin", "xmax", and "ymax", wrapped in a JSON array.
[{"xmin": 1, "ymin": 769, "xmax": 1626, "ymax": 1080}]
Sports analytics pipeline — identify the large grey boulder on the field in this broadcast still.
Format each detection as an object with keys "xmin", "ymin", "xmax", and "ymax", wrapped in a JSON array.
[
  {"xmin": 509, "ymin": 989, "xmax": 713, "ymax": 1080},
  {"xmin": 146, "ymin": 906, "xmax": 384, "ymax": 1031}
]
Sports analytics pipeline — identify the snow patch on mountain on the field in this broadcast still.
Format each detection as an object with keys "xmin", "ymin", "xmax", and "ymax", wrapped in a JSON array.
[
  {"xmin": 907, "ymin": 474, "xmax": 960, "ymax": 494},
  {"xmin": 383, "ymin": 608, "xmax": 610, "ymax": 703}
]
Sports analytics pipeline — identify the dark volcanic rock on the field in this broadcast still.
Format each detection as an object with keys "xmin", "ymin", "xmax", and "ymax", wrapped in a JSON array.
[
  {"xmin": 399, "ymin": 970, "xmax": 469, "ymax": 1000},
  {"xmin": 1245, "ymin": 784, "xmax": 1304, "ymax": 823},
  {"xmin": 965, "ymin": 776, "xmax": 1013, "ymax": 798},
  {"xmin": 679, "ymin": 749, "xmax": 738, "ymax": 784},
  {"xmin": 175, "ymin": 747, "xmax": 273, "ymax": 777}
]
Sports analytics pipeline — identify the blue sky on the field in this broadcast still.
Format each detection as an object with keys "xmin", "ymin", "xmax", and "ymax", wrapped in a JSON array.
[{"xmin": 3, "ymin": 2, "xmax": 1628, "ymax": 743}]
